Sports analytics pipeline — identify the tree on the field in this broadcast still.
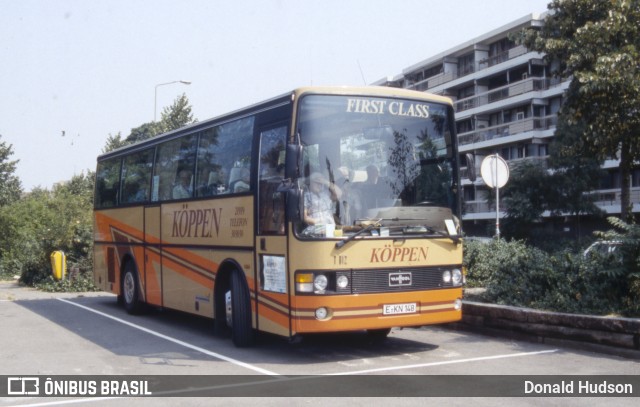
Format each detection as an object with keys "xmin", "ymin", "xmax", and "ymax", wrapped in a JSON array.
[
  {"xmin": 0, "ymin": 135, "xmax": 22, "ymax": 207},
  {"xmin": 524, "ymin": 0, "xmax": 640, "ymax": 222},
  {"xmin": 101, "ymin": 93, "xmax": 197, "ymax": 153},
  {"xmin": 123, "ymin": 122, "xmax": 162, "ymax": 146},
  {"xmin": 501, "ymin": 148, "xmax": 604, "ymax": 242},
  {"xmin": 546, "ymin": 114, "xmax": 604, "ymax": 221},
  {"xmin": 0, "ymin": 172, "xmax": 95, "ymax": 283},
  {"xmin": 501, "ymin": 160, "xmax": 551, "ymax": 239},
  {"xmin": 157, "ymin": 93, "xmax": 195, "ymax": 134},
  {"xmin": 101, "ymin": 132, "xmax": 127, "ymax": 154}
]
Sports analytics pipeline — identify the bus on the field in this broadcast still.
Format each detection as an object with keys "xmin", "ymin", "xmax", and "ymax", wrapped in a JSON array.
[{"xmin": 93, "ymin": 86, "xmax": 465, "ymax": 347}]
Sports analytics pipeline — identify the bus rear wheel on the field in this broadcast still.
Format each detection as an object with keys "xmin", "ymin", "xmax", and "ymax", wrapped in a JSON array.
[
  {"xmin": 122, "ymin": 261, "xmax": 143, "ymax": 314},
  {"xmin": 227, "ymin": 270, "xmax": 255, "ymax": 347}
]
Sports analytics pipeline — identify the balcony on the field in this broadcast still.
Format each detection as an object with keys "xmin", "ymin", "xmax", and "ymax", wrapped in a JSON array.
[
  {"xmin": 458, "ymin": 115, "xmax": 557, "ymax": 147},
  {"xmin": 407, "ymin": 72, "xmax": 454, "ymax": 92},
  {"xmin": 462, "ymin": 185, "xmax": 640, "ymax": 218},
  {"xmin": 454, "ymin": 77, "xmax": 566, "ymax": 114},
  {"xmin": 588, "ymin": 188, "xmax": 640, "ymax": 213},
  {"xmin": 478, "ymin": 45, "xmax": 528, "ymax": 70},
  {"xmin": 406, "ymin": 45, "xmax": 535, "ymax": 92}
]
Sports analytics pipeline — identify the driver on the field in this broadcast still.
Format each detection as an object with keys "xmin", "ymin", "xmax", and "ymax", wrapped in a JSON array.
[{"xmin": 303, "ymin": 172, "xmax": 342, "ymax": 225}]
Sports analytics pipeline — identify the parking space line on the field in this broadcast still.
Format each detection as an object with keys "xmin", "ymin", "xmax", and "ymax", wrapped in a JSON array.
[
  {"xmin": 55, "ymin": 299, "xmax": 558, "ymax": 379},
  {"xmin": 331, "ymin": 349, "xmax": 559, "ymax": 375},
  {"xmin": 56, "ymin": 298, "xmax": 281, "ymax": 377}
]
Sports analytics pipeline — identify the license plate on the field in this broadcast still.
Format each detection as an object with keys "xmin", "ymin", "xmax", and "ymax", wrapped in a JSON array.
[{"xmin": 383, "ymin": 302, "xmax": 417, "ymax": 315}]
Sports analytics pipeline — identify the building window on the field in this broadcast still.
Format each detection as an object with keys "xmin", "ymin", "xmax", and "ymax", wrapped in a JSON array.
[
  {"xmin": 632, "ymin": 169, "xmax": 640, "ymax": 188},
  {"xmin": 464, "ymin": 186, "xmax": 476, "ymax": 201},
  {"xmin": 458, "ymin": 54, "xmax": 475, "ymax": 76},
  {"xmin": 458, "ymin": 85, "xmax": 475, "ymax": 99}
]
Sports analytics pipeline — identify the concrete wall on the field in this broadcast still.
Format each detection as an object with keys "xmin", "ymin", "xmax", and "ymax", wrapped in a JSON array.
[{"xmin": 454, "ymin": 301, "xmax": 640, "ymax": 359}]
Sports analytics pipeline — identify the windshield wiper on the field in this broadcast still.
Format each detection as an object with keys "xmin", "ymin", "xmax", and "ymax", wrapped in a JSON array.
[
  {"xmin": 422, "ymin": 225, "xmax": 460, "ymax": 244},
  {"xmin": 335, "ymin": 219, "xmax": 459, "ymax": 248},
  {"xmin": 335, "ymin": 221, "xmax": 380, "ymax": 249},
  {"xmin": 391, "ymin": 221, "xmax": 460, "ymax": 244}
]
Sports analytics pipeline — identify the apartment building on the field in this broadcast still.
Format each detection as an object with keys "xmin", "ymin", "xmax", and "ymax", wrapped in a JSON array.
[{"xmin": 373, "ymin": 12, "xmax": 639, "ymax": 237}]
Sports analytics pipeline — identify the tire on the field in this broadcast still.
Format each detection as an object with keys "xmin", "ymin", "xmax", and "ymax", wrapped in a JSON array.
[
  {"xmin": 366, "ymin": 328, "xmax": 391, "ymax": 341},
  {"xmin": 229, "ymin": 270, "xmax": 254, "ymax": 347},
  {"xmin": 213, "ymin": 289, "xmax": 230, "ymax": 337},
  {"xmin": 121, "ymin": 261, "xmax": 143, "ymax": 314}
]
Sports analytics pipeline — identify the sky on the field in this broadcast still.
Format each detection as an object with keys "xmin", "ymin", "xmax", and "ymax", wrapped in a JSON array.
[{"xmin": 1, "ymin": 0, "xmax": 551, "ymax": 191}]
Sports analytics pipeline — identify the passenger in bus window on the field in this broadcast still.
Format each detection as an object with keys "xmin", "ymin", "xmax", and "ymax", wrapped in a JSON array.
[
  {"xmin": 365, "ymin": 164, "xmax": 380, "ymax": 185},
  {"xmin": 200, "ymin": 167, "xmax": 227, "ymax": 196},
  {"xmin": 233, "ymin": 167, "xmax": 251, "ymax": 193},
  {"xmin": 207, "ymin": 168, "xmax": 227, "ymax": 195},
  {"xmin": 172, "ymin": 169, "xmax": 193, "ymax": 199},
  {"xmin": 303, "ymin": 172, "xmax": 342, "ymax": 225},
  {"xmin": 132, "ymin": 185, "xmax": 148, "ymax": 202}
]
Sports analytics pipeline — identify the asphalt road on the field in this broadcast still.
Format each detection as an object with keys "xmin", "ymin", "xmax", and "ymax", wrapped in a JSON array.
[{"xmin": 0, "ymin": 281, "xmax": 638, "ymax": 407}]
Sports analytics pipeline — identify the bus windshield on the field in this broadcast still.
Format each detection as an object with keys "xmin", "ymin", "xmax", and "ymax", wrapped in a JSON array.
[{"xmin": 295, "ymin": 94, "xmax": 459, "ymax": 239}]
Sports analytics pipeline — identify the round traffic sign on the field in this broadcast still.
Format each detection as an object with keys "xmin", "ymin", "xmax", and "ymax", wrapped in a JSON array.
[{"xmin": 480, "ymin": 154, "xmax": 509, "ymax": 188}]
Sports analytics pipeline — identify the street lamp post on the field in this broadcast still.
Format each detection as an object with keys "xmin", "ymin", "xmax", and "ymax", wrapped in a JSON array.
[{"xmin": 154, "ymin": 80, "xmax": 191, "ymax": 122}]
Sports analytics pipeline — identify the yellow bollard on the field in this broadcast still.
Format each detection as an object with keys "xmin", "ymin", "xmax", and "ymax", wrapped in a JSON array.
[{"xmin": 50, "ymin": 251, "xmax": 66, "ymax": 280}]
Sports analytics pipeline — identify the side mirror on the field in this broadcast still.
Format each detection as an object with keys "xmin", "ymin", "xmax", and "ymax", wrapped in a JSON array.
[
  {"xmin": 285, "ymin": 144, "xmax": 302, "ymax": 180},
  {"xmin": 286, "ymin": 185, "xmax": 303, "ymax": 221},
  {"xmin": 465, "ymin": 153, "xmax": 477, "ymax": 182}
]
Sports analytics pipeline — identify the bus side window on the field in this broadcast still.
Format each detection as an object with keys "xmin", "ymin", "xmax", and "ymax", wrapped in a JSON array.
[
  {"xmin": 95, "ymin": 157, "xmax": 121, "ymax": 208},
  {"xmin": 196, "ymin": 127, "xmax": 229, "ymax": 197},
  {"xmin": 154, "ymin": 134, "xmax": 197, "ymax": 201},
  {"xmin": 120, "ymin": 149, "xmax": 154, "ymax": 204},
  {"xmin": 195, "ymin": 117, "xmax": 255, "ymax": 198}
]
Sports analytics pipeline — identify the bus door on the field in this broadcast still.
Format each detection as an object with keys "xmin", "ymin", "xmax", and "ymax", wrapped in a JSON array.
[
  {"xmin": 144, "ymin": 204, "xmax": 163, "ymax": 306},
  {"xmin": 255, "ymin": 124, "xmax": 289, "ymax": 337}
]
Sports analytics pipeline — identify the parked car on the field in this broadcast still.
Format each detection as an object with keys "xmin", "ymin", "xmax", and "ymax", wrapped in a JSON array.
[{"xmin": 583, "ymin": 241, "xmax": 622, "ymax": 261}]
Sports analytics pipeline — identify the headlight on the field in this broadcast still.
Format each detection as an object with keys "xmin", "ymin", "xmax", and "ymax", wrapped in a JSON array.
[
  {"xmin": 443, "ymin": 269, "xmax": 463, "ymax": 286},
  {"xmin": 452, "ymin": 269, "xmax": 462, "ymax": 285},
  {"xmin": 442, "ymin": 270, "xmax": 452, "ymax": 283},
  {"xmin": 337, "ymin": 275, "xmax": 349, "ymax": 289},
  {"xmin": 314, "ymin": 274, "xmax": 328, "ymax": 292},
  {"xmin": 295, "ymin": 271, "xmax": 349, "ymax": 294}
]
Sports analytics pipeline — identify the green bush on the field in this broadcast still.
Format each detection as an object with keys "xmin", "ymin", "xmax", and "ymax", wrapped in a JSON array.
[
  {"xmin": 591, "ymin": 217, "xmax": 640, "ymax": 314},
  {"xmin": 472, "ymin": 239, "xmax": 554, "ymax": 307},
  {"xmin": 543, "ymin": 251, "xmax": 620, "ymax": 314},
  {"xmin": 463, "ymin": 232, "xmax": 639, "ymax": 317},
  {"xmin": 463, "ymin": 240, "xmax": 495, "ymax": 287},
  {"xmin": 35, "ymin": 270, "xmax": 98, "ymax": 293},
  {"xmin": 0, "ymin": 173, "xmax": 95, "ymax": 288}
]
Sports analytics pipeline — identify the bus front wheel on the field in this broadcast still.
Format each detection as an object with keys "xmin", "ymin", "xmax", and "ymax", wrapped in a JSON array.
[{"xmin": 227, "ymin": 270, "xmax": 254, "ymax": 347}]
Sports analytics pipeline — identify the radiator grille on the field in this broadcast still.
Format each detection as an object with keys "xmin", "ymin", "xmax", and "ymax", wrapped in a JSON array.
[{"xmin": 338, "ymin": 267, "xmax": 456, "ymax": 294}]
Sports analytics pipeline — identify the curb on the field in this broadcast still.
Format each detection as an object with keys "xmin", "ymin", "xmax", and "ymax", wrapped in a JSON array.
[{"xmin": 450, "ymin": 301, "xmax": 640, "ymax": 359}]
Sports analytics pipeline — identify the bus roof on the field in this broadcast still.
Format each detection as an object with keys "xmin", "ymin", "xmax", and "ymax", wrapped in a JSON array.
[
  {"xmin": 292, "ymin": 85, "xmax": 453, "ymax": 106},
  {"xmin": 97, "ymin": 85, "xmax": 452, "ymax": 160}
]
